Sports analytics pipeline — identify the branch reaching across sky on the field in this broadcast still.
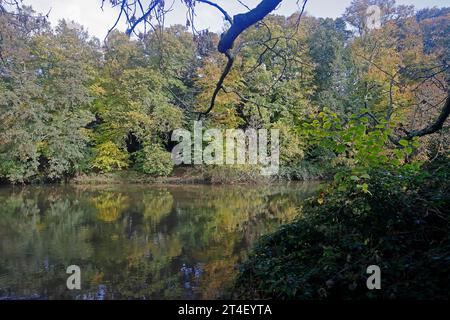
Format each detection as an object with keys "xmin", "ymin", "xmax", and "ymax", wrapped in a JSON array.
[{"xmin": 105, "ymin": 0, "xmax": 308, "ymax": 118}]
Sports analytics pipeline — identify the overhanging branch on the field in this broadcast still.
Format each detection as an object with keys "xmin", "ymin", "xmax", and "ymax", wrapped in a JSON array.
[
  {"xmin": 196, "ymin": 0, "xmax": 232, "ymax": 24},
  {"xmin": 218, "ymin": 0, "xmax": 283, "ymax": 53},
  {"xmin": 402, "ymin": 92, "xmax": 450, "ymax": 140},
  {"xmin": 198, "ymin": 50, "xmax": 235, "ymax": 120}
]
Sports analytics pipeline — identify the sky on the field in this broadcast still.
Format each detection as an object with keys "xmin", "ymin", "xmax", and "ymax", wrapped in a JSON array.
[{"xmin": 22, "ymin": 0, "xmax": 449, "ymax": 40}]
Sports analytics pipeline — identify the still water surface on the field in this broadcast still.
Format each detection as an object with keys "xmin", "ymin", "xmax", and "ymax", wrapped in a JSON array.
[{"xmin": 0, "ymin": 183, "xmax": 319, "ymax": 299}]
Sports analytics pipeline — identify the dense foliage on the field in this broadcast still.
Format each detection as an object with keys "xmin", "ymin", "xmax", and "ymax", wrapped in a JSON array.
[
  {"xmin": 234, "ymin": 158, "xmax": 449, "ymax": 299},
  {"xmin": 0, "ymin": 0, "xmax": 449, "ymax": 301},
  {"xmin": 1, "ymin": 1, "xmax": 448, "ymax": 184}
]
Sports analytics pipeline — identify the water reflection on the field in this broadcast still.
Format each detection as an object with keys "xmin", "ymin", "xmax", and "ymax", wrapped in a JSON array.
[{"xmin": 0, "ymin": 183, "xmax": 319, "ymax": 300}]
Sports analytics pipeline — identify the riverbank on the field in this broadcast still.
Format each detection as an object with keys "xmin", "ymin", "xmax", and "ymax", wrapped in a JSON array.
[
  {"xmin": 233, "ymin": 158, "xmax": 450, "ymax": 299},
  {"xmin": 71, "ymin": 167, "xmax": 208, "ymax": 185},
  {"xmin": 68, "ymin": 165, "xmax": 329, "ymax": 186}
]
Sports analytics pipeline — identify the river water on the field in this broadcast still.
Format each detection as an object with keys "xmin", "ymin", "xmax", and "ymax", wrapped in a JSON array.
[{"xmin": 0, "ymin": 182, "xmax": 320, "ymax": 299}]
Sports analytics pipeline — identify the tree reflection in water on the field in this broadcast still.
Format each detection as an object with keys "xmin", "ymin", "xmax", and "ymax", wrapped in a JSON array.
[{"xmin": 0, "ymin": 183, "xmax": 319, "ymax": 299}]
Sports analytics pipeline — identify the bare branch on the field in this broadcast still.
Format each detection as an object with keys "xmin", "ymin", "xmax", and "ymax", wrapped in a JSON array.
[
  {"xmin": 218, "ymin": 0, "xmax": 283, "ymax": 53},
  {"xmin": 106, "ymin": 0, "xmax": 310, "ymax": 118},
  {"xmin": 402, "ymin": 92, "xmax": 450, "ymax": 140},
  {"xmin": 198, "ymin": 51, "xmax": 235, "ymax": 120},
  {"xmin": 126, "ymin": 0, "xmax": 162, "ymax": 36},
  {"xmin": 196, "ymin": 0, "xmax": 232, "ymax": 24},
  {"xmin": 105, "ymin": 0, "xmax": 127, "ymax": 40}
]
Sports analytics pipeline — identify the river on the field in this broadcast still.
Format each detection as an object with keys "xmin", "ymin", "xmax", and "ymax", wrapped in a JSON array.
[{"xmin": 0, "ymin": 182, "xmax": 320, "ymax": 300}]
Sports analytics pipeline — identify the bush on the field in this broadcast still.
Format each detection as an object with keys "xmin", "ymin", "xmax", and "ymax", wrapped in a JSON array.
[
  {"xmin": 91, "ymin": 141, "xmax": 130, "ymax": 173},
  {"xmin": 279, "ymin": 160, "xmax": 332, "ymax": 181},
  {"xmin": 234, "ymin": 158, "xmax": 450, "ymax": 299},
  {"xmin": 134, "ymin": 144, "xmax": 174, "ymax": 177}
]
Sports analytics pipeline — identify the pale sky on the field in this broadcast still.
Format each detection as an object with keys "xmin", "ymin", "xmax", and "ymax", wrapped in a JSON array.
[{"xmin": 22, "ymin": 0, "xmax": 449, "ymax": 40}]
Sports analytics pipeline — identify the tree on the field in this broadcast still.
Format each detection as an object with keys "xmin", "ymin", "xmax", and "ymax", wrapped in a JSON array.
[
  {"xmin": 90, "ymin": 31, "xmax": 184, "ymax": 176},
  {"xmin": 342, "ymin": 0, "xmax": 449, "ymax": 146},
  {"xmin": 306, "ymin": 17, "xmax": 354, "ymax": 114},
  {"xmin": 0, "ymin": 8, "xmax": 97, "ymax": 183},
  {"xmin": 106, "ymin": 0, "xmax": 309, "ymax": 118},
  {"xmin": 1, "ymin": 0, "xmax": 448, "ymax": 184}
]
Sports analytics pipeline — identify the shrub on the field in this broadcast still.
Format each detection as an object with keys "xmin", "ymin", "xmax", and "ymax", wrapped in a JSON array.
[
  {"xmin": 234, "ymin": 157, "xmax": 450, "ymax": 299},
  {"xmin": 279, "ymin": 160, "xmax": 332, "ymax": 181},
  {"xmin": 91, "ymin": 141, "xmax": 130, "ymax": 173},
  {"xmin": 134, "ymin": 144, "xmax": 174, "ymax": 177}
]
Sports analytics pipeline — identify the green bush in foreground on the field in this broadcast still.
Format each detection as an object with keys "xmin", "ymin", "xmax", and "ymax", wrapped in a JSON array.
[
  {"xmin": 91, "ymin": 141, "xmax": 130, "ymax": 173},
  {"xmin": 234, "ymin": 158, "xmax": 450, "ymax": 299},
  {"xmin": 134, "ymin": 144, "xmax": 174, "ymax": 177}
]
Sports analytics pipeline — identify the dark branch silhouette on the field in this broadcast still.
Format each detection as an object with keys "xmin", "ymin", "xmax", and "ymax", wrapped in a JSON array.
[
  {"xmin": 198, "ymin": 51, "xmax": 234, "ymax": 120},
  {"xmin": 403, "ymin": 92, "xmax": 450, "ymax": 140},
  {"xmin": 107, "ymin": 0, "xmax": 299, "ymax": 117},
  {"xmin": 196, "ymin": 0, "xmax": 232, "ymax": 24},
  {"xmin": 217, "ymin": 0, "xmax": 283, "ymax": 53}
]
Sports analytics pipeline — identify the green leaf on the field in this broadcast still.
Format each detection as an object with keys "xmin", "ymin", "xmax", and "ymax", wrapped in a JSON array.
[
  {"xmin": 357, "ymin": 183, "xmax": 371, "ymax": 194},
  {"xmin": 336, "ymin": 144, "xmax": 346, "ymax": 153},
  {"xmin": 361, "ymin": 173, "xmax": 370, "ymax": 179}
]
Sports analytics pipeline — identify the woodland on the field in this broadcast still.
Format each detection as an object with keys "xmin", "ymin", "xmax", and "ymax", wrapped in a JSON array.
[{"xmin": 0, "ymin": 0, "xmax": 449, "ymax": 299}]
